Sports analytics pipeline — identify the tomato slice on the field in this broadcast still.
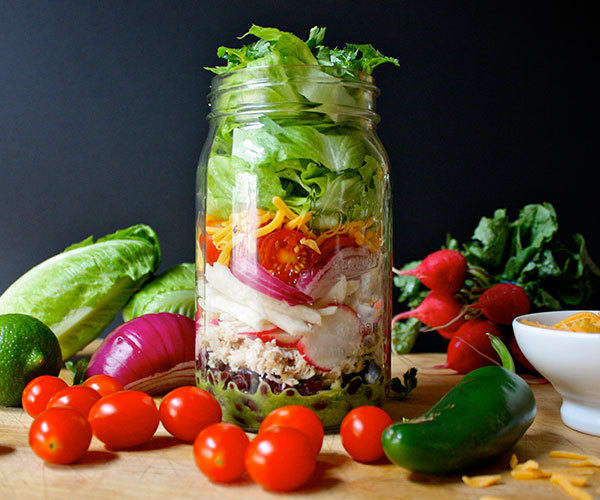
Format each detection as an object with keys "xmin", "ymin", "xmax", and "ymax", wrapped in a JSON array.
[
  {"xmin": 318, "ymin": 235, "xmax": 358, "ymax": 261},
  {"xmin": 258, "ymin": 229, "xmax": 319, "ymax": 285},
  {"xmin": 205, "ymin": 234, "xmax": 219, "ymax": 265}
]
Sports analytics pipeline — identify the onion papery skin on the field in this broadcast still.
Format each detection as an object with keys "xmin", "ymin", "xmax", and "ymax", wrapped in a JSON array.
[{"xmin": 86, "ymin": 313, "xmax": 195, "ymax": 395}]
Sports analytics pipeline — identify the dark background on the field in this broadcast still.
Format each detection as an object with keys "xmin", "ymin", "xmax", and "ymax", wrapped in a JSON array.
[{"xmin": 1, "ymin": 1, "xmax": 598, "ymax": 307}]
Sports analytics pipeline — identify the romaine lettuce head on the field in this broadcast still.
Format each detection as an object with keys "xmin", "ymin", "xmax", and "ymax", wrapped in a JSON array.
[
  {"xmin": 0, "ymin": 224, "xmax": 161, "ymax": 359},
  {"xmin": 122, "ymin": 263, "xmax": 195, "ymax": 321}
]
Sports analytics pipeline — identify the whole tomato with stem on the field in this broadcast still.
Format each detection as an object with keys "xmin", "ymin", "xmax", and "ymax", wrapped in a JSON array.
[
  {"xmin": 22, "ymin": 375, "xmax": 68, "ymax": 418},
  {"xmin": 159, "ymin": 386, "xmax": 222, "ymax": 442},
  {"xmin": 258, "ymin": 405, "xmax": 324, "ymax": 457},
  {"xmin": 29, "ymin": 407, "xmax": 92, "ymax": 464},
  {"xmin": 83, "ymin": 374, "xmax": 124, "ymax": 397},
  {"xmin": 340, "ymin": 406, "xmax": 393, "ymax": 462},
  {"xmin": 89, "ymin": 391, "xmax": 159, "ymax": 449},
  {"xmin": 245, "ymin": 427, "xmax": 315, "ymax": 492},
  {"xmin": 46, "ymin": 385, "xmax": 101, "ymax": 418},
  {"xmin": 194, "ymin": 423, "xmax": 249, "ymax": 482}
]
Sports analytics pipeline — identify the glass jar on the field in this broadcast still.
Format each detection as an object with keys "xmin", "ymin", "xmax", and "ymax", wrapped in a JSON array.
[{"xmin": 195, "ymin": 65, "xmax": 392, "ymax": 431}]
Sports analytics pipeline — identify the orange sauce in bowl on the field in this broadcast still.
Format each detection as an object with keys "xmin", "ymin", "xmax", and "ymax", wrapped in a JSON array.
[{"xmin": 522, "ymin": 312, "xmax": 600, "ymax": 333}]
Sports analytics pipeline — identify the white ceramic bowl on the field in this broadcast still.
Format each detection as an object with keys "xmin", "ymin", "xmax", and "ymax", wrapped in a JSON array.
[{"xmin": 513, "ymin": 310, "xmax": 600, "ymax": 436}]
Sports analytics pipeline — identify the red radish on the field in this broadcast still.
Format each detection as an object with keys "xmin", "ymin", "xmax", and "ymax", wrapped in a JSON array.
[
  {"xmin": 509, "ymin": 334, "xmax": 536, "ymax": 373},
  {"xmin": 474, "ymin": 283, "xmax": 530, "ymax": 325},
  {"xmin": 392, "ymin": 290, "xmax": 465, "ymax": 338},
  {"xmin": 397, "ymin": 249, "xmax": 467, "ymax": 294},
  {"xmin": 441, "ymin": 319, "xmax": 504, "ymax": 374},
  {"xmin": 298, "ymin": 304, "xmax": 362, "ymax": 371}
]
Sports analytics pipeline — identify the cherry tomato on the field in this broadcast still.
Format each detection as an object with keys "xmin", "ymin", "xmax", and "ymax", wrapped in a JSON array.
[
  {"xmin": 46, "ymin": 385, "xmax": 101, "ymax": 418},
  {"xmin": 88, "ymin": 390, "xmax": 159, "ymax": 449},
  {"xmin": 29, "ymin": 407, "xmax": 92, "ymax": 464},
  {"xmin": 83, "ymin": 374, "xmax": 124, "ymax": 397},
  {"xmin": 258, "ymin": 229, "xmax": 319, "ymax": 285},
  {"xmin": 245, "ymin": 427, "xmax": 315, "ymax": 492},
  {"xmin": 194, "ymin": 423, "xmax": 249, "ymax": 482},
  {"xmin": 318, "ymin": 234, "xmax": 357, "ymax": 261},
  {"xmin": 206, "ymin": 234, "xmax": 219, "ymax": 265},
  {"xmin": 340, "ymin": 406, "xmax": 393, "ymax": 462},
  {"xmin": 199, "ymin": 233, "xmax": 219, "ymax": 265},
  {"xmin": 21, "ymin": 375, "xmax": 68, "ymax": 418},
  {"xmin": 259, "ymin": 405, "xmax": 324, "ymax": 457},
  {"xmin": 159, "ymin": 386, "xmax": 222, "ymax": 442}
]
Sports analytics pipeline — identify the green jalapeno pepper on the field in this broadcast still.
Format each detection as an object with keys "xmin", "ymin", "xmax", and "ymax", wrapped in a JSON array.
[{"xmin": 382, "ymin": 334, "xmax": 536, "ymax": 474}]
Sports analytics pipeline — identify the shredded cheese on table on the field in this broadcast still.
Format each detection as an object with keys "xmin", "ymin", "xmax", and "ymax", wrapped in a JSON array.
[
  {"xmin": 550, "ymin": 451, "xmax": 591, "ymax": 461},
  {"xmin": 462, "ymin": 475, "xmax": 501, "ymax": 488},
  {"xmin": 551, "ymin": 474, "xmax": 592, "ymax": 500}
]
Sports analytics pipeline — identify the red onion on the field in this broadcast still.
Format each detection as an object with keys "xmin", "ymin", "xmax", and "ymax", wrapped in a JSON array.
[
  {"xmin": 86, "ymin": 313, "xmax": 195, "ymax": 395},
  {"xmin": 230, "ymin": 250, "xmax": 313, "ymax": 305},
  {"xmin": 296, "ymin": 247, "xmax": 379, "ymax": 299}
]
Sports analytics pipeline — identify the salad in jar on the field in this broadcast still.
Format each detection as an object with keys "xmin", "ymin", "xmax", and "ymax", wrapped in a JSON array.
[{"xmin": 196, "ymin": 25, "xmax": 397, "ymax": 430}]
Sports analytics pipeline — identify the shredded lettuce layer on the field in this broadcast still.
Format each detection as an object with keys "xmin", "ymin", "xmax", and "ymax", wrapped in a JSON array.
[
  {"xmin": 204, "ymin": 26, "xmax": 396, "ymax": 227},
  {"xmin": 205, "ymin": 25, "xmax": 398, "ymax": 77}
]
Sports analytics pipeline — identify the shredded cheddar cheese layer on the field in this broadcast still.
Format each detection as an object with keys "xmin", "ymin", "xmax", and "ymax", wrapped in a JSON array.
[{"xmin": 205, "ymin": 196, "xmax": 381, "ymax": 266}]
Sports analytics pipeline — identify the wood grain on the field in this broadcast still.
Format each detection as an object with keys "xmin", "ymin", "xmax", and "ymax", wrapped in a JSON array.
[{"xmin": 1, "ymin": 346, "xmax": 599, "ymax": 500}]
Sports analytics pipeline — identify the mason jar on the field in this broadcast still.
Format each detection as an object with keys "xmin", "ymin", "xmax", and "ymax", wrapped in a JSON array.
[{"xmin": 195, "ymin": 65, "xmax": 392, "ymax": 431}]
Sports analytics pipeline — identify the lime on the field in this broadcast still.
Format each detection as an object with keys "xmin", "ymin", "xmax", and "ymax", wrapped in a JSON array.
[{"xmin": 0, "ymin": 313, "xmax": 62, "ymax": 407}]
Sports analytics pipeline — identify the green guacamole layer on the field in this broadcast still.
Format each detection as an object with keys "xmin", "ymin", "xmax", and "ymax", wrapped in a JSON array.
[{"xmin": 196, "ymin": 371, "xmax": 386, "ymax": 432}]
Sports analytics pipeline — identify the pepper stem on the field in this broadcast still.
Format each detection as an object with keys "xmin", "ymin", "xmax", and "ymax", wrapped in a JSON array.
[{"xmin": 487, "ymin": 333, "xmax": 515, "ymax": 373}]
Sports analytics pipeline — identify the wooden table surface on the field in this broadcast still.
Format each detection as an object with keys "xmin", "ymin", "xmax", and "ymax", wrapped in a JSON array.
[{"xmin": 1, "ymin": 350, "xmax": 600, "ymax": 500}]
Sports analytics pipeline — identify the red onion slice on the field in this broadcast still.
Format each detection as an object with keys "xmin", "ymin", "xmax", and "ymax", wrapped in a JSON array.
[
  {"xmin": 86, "ymin": 312, "xmax": 195, "ymax": 395},
  {"xmin": 296, "ymin": 247, "xmax": 379, "ymax": 299},
  {"xmin": 230, "ymin": 251, "xmax": 313, "ymax": 305}
]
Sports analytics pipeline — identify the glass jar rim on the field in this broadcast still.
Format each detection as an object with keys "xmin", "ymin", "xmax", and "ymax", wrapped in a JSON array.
[
  {"xmin": 207, "ymin": 64, "xmax": 380, "ymax": 121},
  {"xmin": 209, "ymin": 64, "xmax": 378, "ymax": 89}
]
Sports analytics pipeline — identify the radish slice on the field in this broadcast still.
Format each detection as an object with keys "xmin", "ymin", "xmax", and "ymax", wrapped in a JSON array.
[
  {"xmin": 297, "ymin": 304, "xmax": 362, "ymax": 371},
  {"xmin": 261, "ymin": 330, "xmax": 303, "ymax": 348},
  {"xmin": 238, "ymin": 327, "xmax": 302, "ymax": 348},
  {"xmin": 238, "ymin": 327, "xmax": 280, "ymax": 337},
  {"xmin": 296, "ymin": 247, "xmax": 378, "ymax": 299}
]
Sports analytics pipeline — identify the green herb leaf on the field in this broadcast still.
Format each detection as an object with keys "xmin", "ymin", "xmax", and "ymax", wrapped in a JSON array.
[
  {"xmin": 502, "ymin": 203, "xmax": 558, "ymax": 280},
  {"xmin": 390, "ymin": 367, "xmax": 418, "ymax": 400},
  {"xmin": 393, "ymin": 260, "xmax": 427, "ymax": 309},
  {"xmin": 463, "ymin": 208, "xmax": 509, "ymax": 269},
  {"xmin": 392, "ymin": 318, "xmax": 422, "ymax": 354}
]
